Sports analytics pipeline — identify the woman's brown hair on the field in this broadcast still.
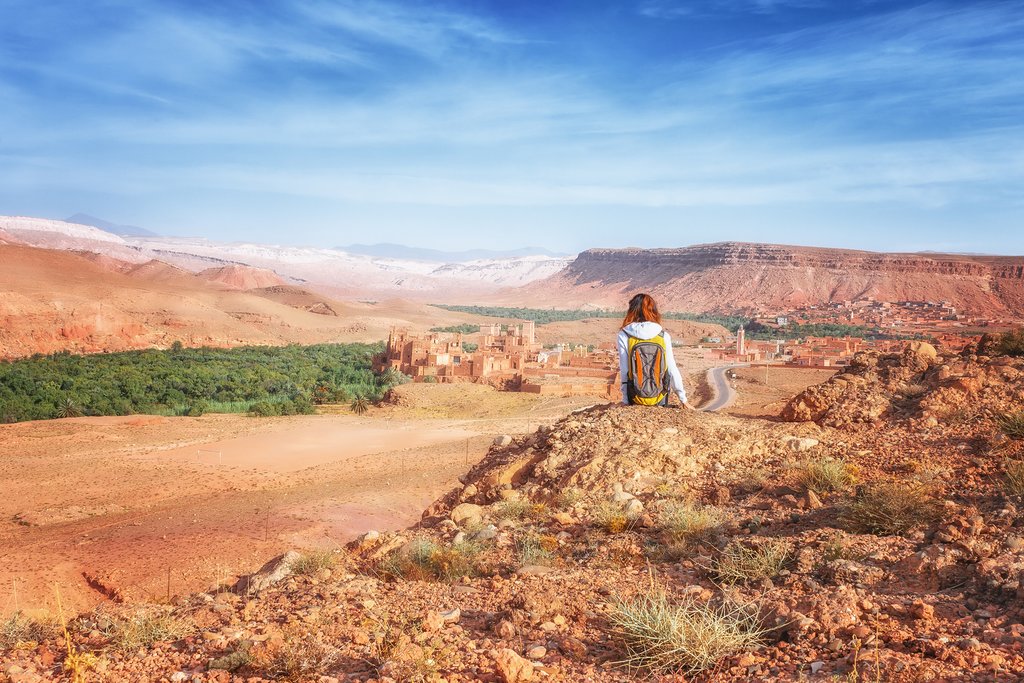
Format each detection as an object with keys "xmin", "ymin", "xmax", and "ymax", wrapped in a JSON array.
[{"xmin": 621, "ymin": 293, "xmax": 662, "ymax": 328}]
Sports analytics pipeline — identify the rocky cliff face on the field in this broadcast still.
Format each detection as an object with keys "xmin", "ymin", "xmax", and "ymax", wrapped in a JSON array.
[{"xmin": 514, "ymin": 242, "xmax": 1024, "ymax": 316}]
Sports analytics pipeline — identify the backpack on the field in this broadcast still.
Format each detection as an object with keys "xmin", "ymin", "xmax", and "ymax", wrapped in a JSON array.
[{"xmin": 625, "ymin": 331, "xmax": 670, "ymax": 405}]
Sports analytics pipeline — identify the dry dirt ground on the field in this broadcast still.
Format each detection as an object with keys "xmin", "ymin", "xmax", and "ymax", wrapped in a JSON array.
[
  {"xmin": 727, "ymin": 366, "xmax": 838, "ymax": 418},
  {"xmin": 0, "ymin": 385, "xmax": 595, "ymax": 618}
]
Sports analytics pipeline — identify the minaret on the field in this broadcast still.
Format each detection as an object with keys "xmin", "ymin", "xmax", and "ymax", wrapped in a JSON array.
[{"xmin": 737, "ymin": 325, "xmax": 746, "ymax": 356}]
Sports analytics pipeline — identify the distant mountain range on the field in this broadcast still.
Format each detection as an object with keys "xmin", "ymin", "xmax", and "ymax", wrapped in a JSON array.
[
  {"xmin": 339, "ymin": 242, "xmax": 568, "ymax": 262},
  {"xmin": 66, "ymin": 213, "xmax": 159, "ymax": 237}
]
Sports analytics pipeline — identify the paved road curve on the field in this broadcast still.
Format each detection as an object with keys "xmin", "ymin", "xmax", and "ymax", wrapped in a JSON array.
[{"xmin": 701, "ymin": 363, "xmax": 749, "ymax": 412}]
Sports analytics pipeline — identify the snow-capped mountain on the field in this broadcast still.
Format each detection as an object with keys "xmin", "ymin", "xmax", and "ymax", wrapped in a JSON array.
[
  {"xmin": 0, "ymin": 216, "xmax": 128, "ymax": 245},
  {"xmin": 0, "ymin": 215, "xmax": 574, "ymax": 299}
]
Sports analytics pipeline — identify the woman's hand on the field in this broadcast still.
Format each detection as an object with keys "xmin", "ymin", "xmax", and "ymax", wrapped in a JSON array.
[{"xmin": 680, "ymin": 401, "xmax": 695, "ymax": 410}]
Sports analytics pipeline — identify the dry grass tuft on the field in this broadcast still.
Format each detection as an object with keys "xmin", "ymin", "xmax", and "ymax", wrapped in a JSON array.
[
  {"xmin": 1005, "ymin": 460, "xmax": 1024, "ymax": 498},
  {"xmin": 516, "ymin": 534, "xmax": 559, "ymax": 567},
  {"xmin": 900, "ymin": 383, "xmax": 929, "ymax": 399},
  {"xmin": 493, "ymin": 498, "xmax": 547, "ymax": 522},
  {"xmin": 379, "ymin": 538, "xmax": 485, "ymax": 582},
  {"xmin": 82, "ymin": 605, "xmax": 191, "ymax": 652},
  {"xmin": 250, "ymin": 627, "xmax": 339, "ymax": 681},
  {"xmin": 591, "ymin": 501, "xmax": 641, "ymax": 534},
  {"xmin": 996, "ymin": 411, "xmax": 1024, "ymax": 440},
  {"xmin": 712, "ymin": 538, "xmax": 790, "ymax": 585},
  {"xmin": 291, "ymin": 549, "xmax": 337, "ymax": 576},
  {"xmin": 843, "ymin": 481, "xmax": 942, "ymax": 536},
  {"xmin": 1, "ymin": 612, "xmax": 55, "ymax": 651},
  {"xmin": 659, "ymin": 503, "xmax": 728, "ymax": 545},
  {"xmin": 792, "ymin": 456, "xmax": 856, "ymax": 493},
  {"xmin": 610, "ymin": 588, "xmax": 765, "ymax": 675}
]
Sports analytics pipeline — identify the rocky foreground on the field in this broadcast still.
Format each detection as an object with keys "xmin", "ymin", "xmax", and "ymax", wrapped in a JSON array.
[{"xmin": 4, "ymin": 344, "xmax": 1024, "ymax": 682}]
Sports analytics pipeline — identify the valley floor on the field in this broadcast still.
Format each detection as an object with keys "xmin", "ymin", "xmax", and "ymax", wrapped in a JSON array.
[{"xmin": 0, "ymin": 386, "xmax": 596, "ymax": 617}]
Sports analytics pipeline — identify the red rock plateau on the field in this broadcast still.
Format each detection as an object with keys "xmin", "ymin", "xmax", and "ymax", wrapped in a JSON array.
[
  {"xmin": 513, "ymin": 242, "xmax": 1024, "ymax": 317},
  {"xmin": 0, "ymin": 244, "xmax": 492, "ymax": 358}
]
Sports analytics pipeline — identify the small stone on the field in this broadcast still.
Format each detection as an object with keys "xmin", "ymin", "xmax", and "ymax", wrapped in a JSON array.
[
  {"xmin": 423, "ymin": 611, "xmax": 446, "ymax": 632},
  {"xmin": 787, "ymin": 437, "xmax": 820, "ymax": 452},
  {"xmin": 495, "ymin": 619, "xmax": 516, "ymax": 639},
  {"xmin": 450, "ymin": 503, "xmax": 485, "ymax": 527},
  {"xmin": 494, "ymin": 435, "xmax": 513, "ymax": 447},
  {"xmin": 624, "ymin": 498, "xmax": 644, "ymax": 516},
  {"xmin": 170, "ymin": 673, "xmax": 188, "ymax": 683},
  {"xmin": 810, "ymin": 661, "xmax": 824, "ymax": 674},
  {"xmin": 492, "ymin": 647, "xmax": 534, "ymax": 682},
  {"xmin": 805, "ymin": 489, "xmax": 824, "ymax": 510},
  {"xmin": 959, "ymin": 637, "xmax": 982, "ymax": 650},
  {"xmin": 911, "ymin": 600, "xmax": 934, "ymax": 620},
  {"xmin": 525, "ymin": 644, "xmax": 547, "ymax": 660}
]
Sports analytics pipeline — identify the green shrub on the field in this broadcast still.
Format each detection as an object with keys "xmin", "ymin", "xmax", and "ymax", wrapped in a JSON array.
[
  {"xmin": 995, "ymin": 328, "xmax": 1024, "ymax": 357},
  {"xmin": 249, "ymin": 400, "xmax": 279, "ymax": 417},
  {"xmin": 610, "ymin": 588, "xmax": 765, "ymax": 675}
]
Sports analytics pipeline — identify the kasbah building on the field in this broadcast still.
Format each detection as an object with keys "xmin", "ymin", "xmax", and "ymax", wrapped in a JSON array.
[{"xmin": 375, "ymin": 323, "xmax": 620, "ymax": 399}]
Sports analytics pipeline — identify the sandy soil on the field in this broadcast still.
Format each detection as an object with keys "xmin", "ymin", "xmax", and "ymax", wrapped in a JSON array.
[
  {"xmin": 0, "ymin": 388, "xmax": 597, "ymax": 617},
  {"xmin": 726, "ymin": 365, "xmax": 838, "ymax": 417}
]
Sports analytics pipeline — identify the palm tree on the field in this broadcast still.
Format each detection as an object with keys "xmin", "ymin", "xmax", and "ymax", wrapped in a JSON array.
[
  {"xmin": 56, "ymin": 397, "xmax": 83, "ymax": 419},
  {"xmin": 350, "ymin": 397, "xmax": 371, "ymax": 415}
]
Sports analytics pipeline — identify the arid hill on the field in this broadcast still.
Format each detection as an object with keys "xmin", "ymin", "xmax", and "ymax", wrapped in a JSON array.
[
  {"xmin": 512, "ymin": 242, "xmax": 1024, "ymax": 317},
  {"xmin": 197, "ymin": 264, "xmax": 288, "ymax": 290},
  {"xmin": 7, "ymin": 346, "xmax": 1023, "ymax": 680},
  {"xmin": 0, "ymin": 244, "xmax": 493, "ymax": 358}
]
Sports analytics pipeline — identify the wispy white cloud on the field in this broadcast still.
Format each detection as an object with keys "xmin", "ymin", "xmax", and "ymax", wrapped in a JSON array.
[{"xmin": 1, "ymin": 0, "xmax": 1022, "ymax": 249}]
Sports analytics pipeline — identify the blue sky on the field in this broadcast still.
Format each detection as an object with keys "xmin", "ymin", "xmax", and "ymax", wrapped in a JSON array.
[{"xmin": 1, "ymin": 0, "xmax": 1022, "ymax": 253}]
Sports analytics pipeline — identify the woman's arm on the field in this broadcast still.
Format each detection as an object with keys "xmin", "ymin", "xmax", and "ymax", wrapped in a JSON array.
[
  {"xmin": 616, "ymin": 330, "xmax": 630, "ymax": 404},
  {"xmin": 662, "ymin": 331, "xmax": 688, "ymax": 405}
]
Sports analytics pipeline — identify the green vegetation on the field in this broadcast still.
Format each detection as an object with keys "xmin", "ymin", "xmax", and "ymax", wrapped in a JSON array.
[
  {"xmin": 431, "ymin": 304, "xmax": 749, "ymax": 332},
  {"xmin": 0, "ymin": 343, "xmax": 395, "ymax": 423},
  {"xmin": 995, "ymin": 328, "xmax": 1024, "ymax": 357},
  {"xmin": 1005, "ymin": 460, "xmax": 1024, "ymax": 498},
  {"xmin": 429, "ymin": 323, "xmax": 481, "ymax": 334},
  {"xmin": 430, "ymin": 304, "xmax": 903, "ymax": 339}
]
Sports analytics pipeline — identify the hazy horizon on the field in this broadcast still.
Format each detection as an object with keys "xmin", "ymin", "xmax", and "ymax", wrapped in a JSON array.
[{"xmin": 2, "ymin": 1, "xmax": 1022, "ymax": 254}]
